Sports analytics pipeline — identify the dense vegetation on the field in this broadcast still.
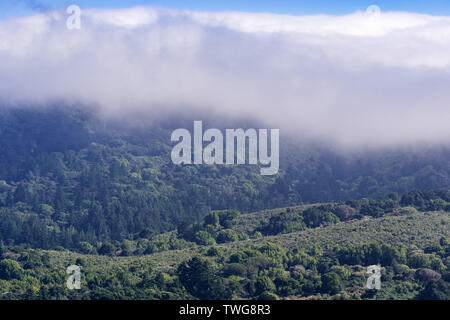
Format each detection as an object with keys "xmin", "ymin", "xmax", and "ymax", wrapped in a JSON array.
[
  {"xmin": 0, "ymin": 207, "xmax": 448, "ymax": 299},
  {"xmin": 0, "ymin": 106, "xmax": 449, "ymax": 300},
  {"xmin": 2, "ymin": 106, "xmax": 450, "ymax": 252}
]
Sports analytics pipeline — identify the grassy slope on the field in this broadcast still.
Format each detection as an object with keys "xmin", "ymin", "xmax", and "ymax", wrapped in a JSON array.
[{"xmin": 43, "ymin": 207, "xmax": 450, "ymax": 272}]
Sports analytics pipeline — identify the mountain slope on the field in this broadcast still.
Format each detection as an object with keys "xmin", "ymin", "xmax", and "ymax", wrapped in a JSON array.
[
  {"xmin": 1, "ymin": 205, "xmax": 447, "ymax": 300},
  {"xmin": 2, "ymin": 106, "xmax": 450, "ymax": 251}
]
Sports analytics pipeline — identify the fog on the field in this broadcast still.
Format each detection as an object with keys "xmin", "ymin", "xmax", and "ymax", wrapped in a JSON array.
[{"xmin": 1, "ymin": 6, "xmax": 450, "ymax": 147}]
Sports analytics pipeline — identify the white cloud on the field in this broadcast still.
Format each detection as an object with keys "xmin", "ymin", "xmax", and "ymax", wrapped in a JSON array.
[{"xmin": 1, "ymin": 7, "xmax": 450, "ymax": 147}]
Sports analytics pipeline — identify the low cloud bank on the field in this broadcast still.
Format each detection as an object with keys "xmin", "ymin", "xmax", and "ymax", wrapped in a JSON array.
[{"xmin": 1, "ymin": 7, "xmax": 450, "ymax": 147}]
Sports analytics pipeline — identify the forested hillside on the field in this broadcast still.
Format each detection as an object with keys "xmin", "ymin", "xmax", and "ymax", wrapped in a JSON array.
[
  {"xmin": 2, "ymin": 0, "xmax": 450, "ymax": 302},
  {"xmin": 0, "ymin": 203, "xmax": 448, "ymax": 300},
  {"xmin": 0, "ymin": 106, "xmax": 449, "ymax": 300},
  {"xmin": 1, "ymin": 106, "xmax": 450, "ymax": 252}
]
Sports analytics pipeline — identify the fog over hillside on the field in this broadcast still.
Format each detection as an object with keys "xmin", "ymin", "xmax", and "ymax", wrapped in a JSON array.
[{"xmin": 1, "ymin": 7, "xmax": 450, "ymax": 147}]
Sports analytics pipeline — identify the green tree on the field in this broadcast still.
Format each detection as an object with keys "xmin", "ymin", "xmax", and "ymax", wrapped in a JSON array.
[
  {"xmin": 256, "ymin": 276, "xmax": 276, "ymax": 295},
  {"xmin": 194, "ymin": 231, "xmax": 215, "ymax": 246},
  {"xmin": 0, "ymin": 259, "xmax": 23, "ymax": 280},
  {"xmin": 258, "ymin": 242, "xmax": 286, "ymax": 265},
  {"xmin": 216, "ymin": 210, "xmax": 241, "ymax": 228},
  {"xmin": 78, "ymin": 241, "xmax": 96, "ymax": 254},
  {"xmin": 216, "ymin": 229, "xmax": 238, "ymax": 244},
  {"xmin": 408, "ymin": 254, "xmax": 431, "ymax": 269},
  {"xmin": 177, "ymin": 257, "xmax": 230, "ymax": 299},
  {"xmin": 417, "ymin": 280, "xmax": 450, "ymax": 300},
  {"xmin": 98, "ymin": 242, "xmax": 116, "ymax": 256},
  {"xmin": 260, "ymin": 211, "xmax": 306, "ymax": 235},
  {"xmin": 204, "ymin": 212, "xmax": 220, "ymax": 227},
  {"xmin": 258, "ymin": 291, "xmax": 280, "ymax": 300},
  {"xmin": 321, "ymin": 272, "xmax": 343, "ymax": 295},
  {"xmin": 21, "ymin": 251, "xmax": 43, "ymax": 269},
  {"xmin": 302, "ymin": 208, "xmax": 339, "ymax": 228}
]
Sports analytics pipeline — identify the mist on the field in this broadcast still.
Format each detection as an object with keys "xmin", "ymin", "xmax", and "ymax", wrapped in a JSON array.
[{"xmin": 1, "ymin": 6, "xmax": 450, "ymax": 148}]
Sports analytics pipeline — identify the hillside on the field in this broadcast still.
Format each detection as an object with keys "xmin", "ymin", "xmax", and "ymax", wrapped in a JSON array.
[
  {"xmin": 1, "ymin": 203, "xmax": 449, "ymax": 300},
  {"xmin": 36, "ymin": 208, "xmax": 450, "ymax": 269},
  {"xmin": 2, "ymin": 107, "xmax": 450, "ymax": 252},
  {"xmin": 0, "ymin": 107, "xmax": 449, "ymax": 300},
  {"xmin": 2, "ymin": 2, "xmax": 450, "ymax": 304}
]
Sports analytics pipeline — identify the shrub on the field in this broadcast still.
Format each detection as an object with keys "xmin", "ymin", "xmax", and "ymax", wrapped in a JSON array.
[
  {"xmin": 217, "ymin": 210, "xmax": 241, "ymax": 228},
  {"xmin": 204, "ymin": 212, "xmax": 220, "ymax": 227},
  {"xmin": 178, "ymin": 257, "xmax": 230, "ymax": 299},
  {"xmin": 321, "ymin": 272, "xmax": 343, "ymax": 295},
  {"xmin": 216, "ymin": 229, "xmax": 238, "ymax": 244},
  {"xmin": 194, "ymin": 231, "xmax": 215, "ymax": 246},
  {"xmin": 260, "ymin": 211, "xmax": 306, "ymax": 235},
  {"xmin": 20, "ymin": 251, "xmax": 43, "ymax": 269},
  {"xmin": 223, "ymin": 263, "xmax": 247, "ymax": 277},
  {"xmin": 258, "ymin": 291, "xmax": 280, "ymax": 300},
  {"xmin": 302, "ymin": 208, "xmax": 340, "ymax": 228},
  {"xmin": 415, "ymin": 268, "xmax": 441, "ymax": 282},
  {"xmin": 78, "ymin": 241, "xmax": 96, "ymax": 254},
  {"xmin": 332, "ymin": 205, "xmax": 357, "ymax": 221},
  {"xmin": 408, "ymin": 254, "xmax": 431, "ymax": 269},
  {"xmin": 98, "ymin": 242, "xmax": 116, "ymax": 256},
  {"xmin": 255, "ymin": 276, "xmax": 276, "ymax": 295},
  {"xmin": 206, "ymin": 246, "xmax": 222, "ymax": 257},
  {"xmin": 0, "ymin": 259, "xmax": 23, "ymax": 280},
  {"xmin": 417, "ymin": 280, "xmax": 450, "ymax": 300}
]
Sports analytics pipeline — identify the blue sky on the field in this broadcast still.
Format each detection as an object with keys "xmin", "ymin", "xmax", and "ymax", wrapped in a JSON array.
[{"xmin": 1, "ymin": 0, "xmax": 450, "ymax": 19}]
